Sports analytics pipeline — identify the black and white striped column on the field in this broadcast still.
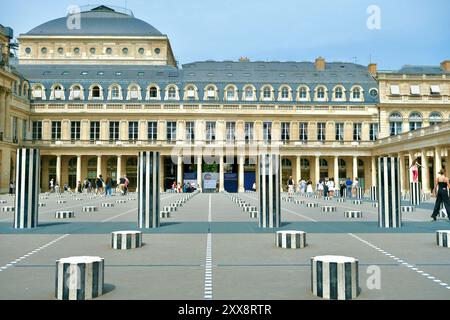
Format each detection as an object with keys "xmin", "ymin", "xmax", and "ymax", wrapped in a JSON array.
[
  {"xmin": 370, "ymin": 186, "xmax": 378, "ymax": 202},
  {"xmin": 14, "ymin": 148, "xmax": 40, "ymax": 229},
  {"xmin": 111, "ymin": 231, "xmax": 142, "ymax": 250},
  {"xmin": 258, "ymin": 154, "xmax": 281, "ymax": 228},
  {"xmin": 311, "ymin": 255, "xmax": 359, "ymax": 300},
  {"xmin": 410, "ymin": 182, "xmax": 421, "ymax": 206},
  {"xmin": 138, "ymin": 151, "xmax": 160, "ymax": 229},
  {"xmin": 276, "ymin": 231, "xmax": 307, "ymax": 249},
  {"xmin": 55, "ymin": 256, "xmax": 104, "ymax": 300},
  {"xmin": 355, "ymin": 188, "xmax": 363, "ymax": 200},
  {"xmin": 378, "ymin": 157, "xmax": 402, "ymax": 228},
  {"xmin": 436, "ymin": 230, "xmax": 450, "ymax": 248}
]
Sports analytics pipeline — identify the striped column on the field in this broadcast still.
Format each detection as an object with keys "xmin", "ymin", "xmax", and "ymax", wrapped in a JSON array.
[
  {"xmin": 355, "ymin": 187, "xmax": 363, "ymax": 200},
  {"xmin": 436, "ymin": 231, "xmax": 450, "ymax": 248},
  {"xmin": 311, "ymin": 255, "xmax": 359, "ymax": 300},
  {"xmin": 276, "ymin": 231, "xmax": 307, "ymax": 249},
  {"xmin": 410, "ymin": 182, "xmax": 421, "ymax": 206},
  {"xmin": 111, "ymin": 231, "xmax": 142, "ymax": 250},
  {"xmin": 55, "ymin": 256, "xmax": 104, "ymax": 300},
  {"xmin": 14, "ymin": 148, "xmax": 40, "ymax": 229},
  {"xmin": 138, "ymin": 151, "xmax": 160, "ymax": 229},
  {"xmin": 258, "ymin": 154, "xmax": 281, "ymax": 228},
  {"xmin": 370, "ymin": 186, "xmax": 378, "ymax": 202},
  {"xmin": 378, "ymin": 157, "xmax": 402, "ymax": 228}
]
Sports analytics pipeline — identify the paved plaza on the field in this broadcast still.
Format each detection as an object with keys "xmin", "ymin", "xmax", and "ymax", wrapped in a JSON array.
[{"xmin": 0, "ymin": 191, "xmax": 449, "ymax": 300}]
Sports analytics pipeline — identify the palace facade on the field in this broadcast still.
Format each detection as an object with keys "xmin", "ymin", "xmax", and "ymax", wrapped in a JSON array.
[{"xmin": 0, "ymin": 5, "xmax": 449, "ymax": 194}]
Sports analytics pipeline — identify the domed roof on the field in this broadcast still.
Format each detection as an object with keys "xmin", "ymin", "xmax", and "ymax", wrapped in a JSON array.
[{"xmin": 26, "ymin": 5, "xmax": 163, "ymax": 37}]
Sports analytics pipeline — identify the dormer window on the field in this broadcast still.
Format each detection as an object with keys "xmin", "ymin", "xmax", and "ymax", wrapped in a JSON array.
[
  {"xmin": 111, "ymin": 86, "xmax": 120, "ymax": 100},
  {"xmin": 335, "ymin": 87, "xmax": 343, "ymax": 99},
  {"xmin": 430, "ymin": 85, "xmax": 441, "ymax": 95},
  {"xmin": 299, "ymin": 87, "xmax": 308, "ymax": 100},
  {"xmin": 263, "ymin": 87, "xmax": 271, "ymax": 100},
  {"xmin": 33, "ymin": 86, "xmax": 44, "ymax": 100},
  {"xmin": 168, "ymin": 87, "xmax": 177, "ymax": 100},
  {"xmin": 72, "ymin": 85, "xmax": 82, "ymax": 100},
  {"xmin": 92, "ymin": 86, "xmax": 101, "ymax": 99},
  {"xmin": 245, "ymin": 87, "xmax": 254, "ymax": 100},
  {"xmin": 317, "ymin": 87, "xmax": 325, "ymax": 100},
  {"xmin": 54, "ymin": 86, "xmax": 63, "ymax": 100},
  {"xmin": 149, "ymin": 86, "xmax": 158, "ymax": 99},
  {"xmin": 129, "ymin": 86, "xmax": 139, "ymax": 100},
  {"xmin": 353, "ymin": 88, "xmax": 361, "ymax": 99},
  {"xmin": 281, "ymin": 87, "xmax": 289, "ymax": 100}
]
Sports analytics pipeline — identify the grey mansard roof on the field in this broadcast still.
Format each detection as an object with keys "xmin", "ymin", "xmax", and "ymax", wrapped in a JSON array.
[
  {"xmin": 24, "ymin": 6, "xmax": 163, "ymax": 37},
  {"xmin": 16, "ymin": 61, "xmax": 379, "ymax": 103},
  {"xmin": 387, "ymin": 65, "xmax": 450, "ymax": 75}
]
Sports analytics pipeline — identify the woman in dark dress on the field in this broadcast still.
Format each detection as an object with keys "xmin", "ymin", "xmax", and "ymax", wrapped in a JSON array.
[{"xmin": 431, "ymin": 169, "xmax": 450, "ymax": 221}]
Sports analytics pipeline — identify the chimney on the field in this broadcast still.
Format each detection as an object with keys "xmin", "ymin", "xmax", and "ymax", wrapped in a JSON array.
[
  {"xmin": 441, "ymin": 60, "xmax": 450, "ymax": 72},
  {"xmin": 239, "ymin": 56, "xmax": 250, "ymax": 62},
  {"xmin": 315, "ymin": 57, "xmax": 326, "ymax": 71},
  {"xmin": 368, "ymin": 63, "xmax": 377, "ymax": 75}
]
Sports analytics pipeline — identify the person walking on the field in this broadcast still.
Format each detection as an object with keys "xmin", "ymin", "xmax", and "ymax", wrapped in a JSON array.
[
  {"xmin": 49, "ymin": 178, "xmax": 54, "ymax": 193},
  {"xmin": 9, "ymin": 180, "xmax": 14, "ymax": 195},
  {"xmin": 306, "ymin": 180, "xmax": 313, "ymax": 195},
  {"xmin": 431, "ymin": 169, "xmax": 450, "ymax": 221},
  {"xmin": 346, "ymin": 178, "xmax": 353, "ymax": 198},
  {"xmin": 352, "ymin": 177, "xmax": 359, "ymax": 198},
  {"xmin": 105, "ymin": 176, "xmax": 112, "ymax": 196},
  {"xmin": 96, "ymin": 175, "xmax": 104, "ymax": 194},
  {"xmin": 287, "ymin": 176, "xmax": 294, "ymax": 198}
]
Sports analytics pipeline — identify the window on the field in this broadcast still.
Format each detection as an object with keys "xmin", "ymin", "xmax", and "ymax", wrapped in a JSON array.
[
  {"xmin": 53, "ymin": 85, "xmax": 63, "ymax": 100},
  {"xmin": 389, "ymin": 112, "xmax": 403, "ymax": 136},
  {"xmin": 335, "ymin": 123, "xmax": 344, "ymax": 141},
  {"xmin": 281, "ymin": 87, "xmax": 289, "ymax": 100},
  {"xmin": 226, "ymin": 122, "xmax": 236, "ymax": 143},
  {"xmin": 185, "ymin": 121, "xmax": 195, "ymax": 142},
  {"xmin": 72, "ymin": 85, "xmax": 82, "ymax": 100},
  {"xmin": 22, "ymin": 120, "xmax": 27, "ymax": 140},
  {"xmin": 122, "ymin": 48, "xmax": 129, "ymax": 55},
  {"xmin": 111, "ymin": 86, "xmax": 120, "ymax": 100},
  {"xmin": 32, "ymin": 121, "xmax": 42, "ymax": 140},
  {"xmin": 186, "ymin": 86, "xmax": 196, "ymax": 100},
  {"xmin": 147, "ymin": 121, "xmax": 158, "ymax": 141},
  {"xmin": 226, "ymin": 86, "xmax": 236, "ymax": 101},
  {"xmin": 109, "ymin": 121, "xmax": 119, "ymax": 141},
  {"xmin": 92, "ymin": 86, "xmax": 101, "ymax": 99},
  {"xmin": 206, "ymin": 122, "xmax": 216, "ymax": 143},
  {"xmin": 129, "ymin": 86, "xmax": 139, "ymax": 100},
  {"xmin": 430, "ymin": 85, "xmax": 441, "ymax": 95},
  {"xmin": 106, "ymin": 48, "xmax": 112, "ymax": 55},
  {"xmin": 206, "ymin": 86, "xmax": 216, "ymax": 100},
  {"xmin": 90, "ymin": 121, "xmax": 100, "ymax": 141},
  {"xmin": 90, "ymin": 48, "xmax": 96, "ymax": 54},
  {"xmin": 263, "ymin": 122, "xmax": 272, "ymax": 142},
  {"xmin": 352, "ymin": 87, "xmax": 361, "ymax": 99},
  {"xmin": 263, "ymin": 87, "xmax": 272, "ymax": 100},
  {"xmin": 167, "ymin": 122, "xmax": 177, "ymax": 142},
  {"xmin": 409, "ymin": 112, "xmax": 422, "ymax": 131},
  {"xmin": 317, "ymin": 87, "xmax": 325, "ymax": 100},
  {"xmin": 299, "ymin": 122, "xmax": 308, "ymax": 141},
  {"xmin": 335, "ymin": 87, "xmax": 343, "ymax": 100},
  {"xmin": 353, "ymin": 123, "xmax": 362, "ymax": 141},
  {"xmin": 138, "ymin": 48, "xmax": 145, "ymax": 55},
  {"xmin": 168, "ymin": 87, "xmax": 177, "ymax": 99},
  {"xmin": 245, "ymin": 122, "xmax": 254, "ymax": 143},
  {"xmin": 128, "ymin": 121, "xmax": 138, "ymax": 141},
  {"xmin": 390, "ymin": 85, "xmax": 400, "ymax": 95},
  {"xmin": 299, "ymin": 87, "xmax": 308, "ymax": 100},
  {"xmin": 429, "ymin": 112, "xmax": 443, "ymax": 126},
  {"xmin": 317, "ymin": 123, "xmax": 326, "ymax": 141},
  {"xmin": 71, "ymin": 121, "xmax": 81, "ymax": 141},
  {"xmin": 410, "ymin": 85, "xmax": 421, "ymax": 95},
  {"xmin": 51, "ymin": 121, "xmax": 61, "ymax": 141},
  {"xmin": 149, "ymin": 87, "xmax": 158, "ymax": 99},
  {"xmin": 33, "ymin": 86, "xmax": 44, "ymax": 100},
  {"xmin": 369, "ymin": 123, "xmax": 379, "ymax": 141},
  {"xmin": 281, "ymin": 122, "xmax": 290, "ymax": 142}
]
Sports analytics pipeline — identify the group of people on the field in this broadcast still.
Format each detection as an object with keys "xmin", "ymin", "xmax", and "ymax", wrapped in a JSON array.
[
  {"xmin": 287, "ymin": 176, "xmax": 360, "ymax": 199},
  {"xmin": 171, "ymin": 181, "xmax": 196, "ymax": 193},
  {"xmin": 49, "ymin": 175, "xmax": 130, "ymax": 196}
]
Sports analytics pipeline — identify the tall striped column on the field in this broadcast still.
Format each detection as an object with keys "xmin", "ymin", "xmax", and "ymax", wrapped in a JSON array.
[
  {"xmin": 355, "ymin": 187, "xmax": 363, "ymax": 200},
  {"xmin": 378, "ymin": 157, "xmax": 401, "ymax": 228},
  {"xmin": 14, "ymin": 148, "xmax": 40, "ymax": 229},
  {"xmin": 370, "ymin": 186, "xmax": 378, "ymax": 202},
  {"xmin": 138, "ymin": 151, "xmax": 160, "ymax": 229},
  {"xmin": 410, "ymin": 182, "xmax": 421, "ymax": 206},
  {"xmin": 259, "ymin": 154, "xmax": 281, "ymax": 228}
]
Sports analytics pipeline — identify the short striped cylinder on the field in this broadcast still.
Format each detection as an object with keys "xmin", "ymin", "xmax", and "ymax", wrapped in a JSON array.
[
  {"xmin": 436, "ymin": 231, "xmax": 450, "ymax": 248},
  {"xmin": 55, "ymin": 256, "xmax": 104, "ymax": 300},
  {"xmin": 311, "ymin": 255, "xmax": 359, "ymax": 300},
  {"xmin": 14, "ymin": 148, "xmax": 40, "ymax": 229},
  {"xmin": 127, "ymin": 198, "xmax": 136, "ymax": 201},
  {"xmin": 323, "ymin": 197, "xmax": 332, "ymax": 201},
  {"xmin": 75, "ymin": 198, "xmax": 83, "ymax": 201},
  {"xmin": 378, "ymin": 157, "xmax": 401, "ymax": 228},
  {"xmin": 276, "ymin": 231, "xmax": 307, "ymax": 249},
  {"xmin": 250, "ymin": 211, "xmax": 258, "ymax": 219},
  {"xmin": 39, "ymin": 203, "xmax": 47, "ymax": 207},
  {"xmin": 355, "ymin": 188, "xmax": 364, "ymax": 200},
  {"xmin": 336, "ymin": 198, "xmax": 345, "ymax": 203},
  {"xmin": 372, "ymin": 203, "xmax": 379, "ymax": 208},
  {"xmin": 345, "ymin": 211, "xmax": 363, "ymax": 219},
  {"xmin": 40, "ymin": 197, "xmax": 49, "ymax": 200},
  {"xmin": 258, "ymin": 154, "xmax": 281, "ymax": 228},
  {"xmin": 56, "ymin": 200, "xmax": 66, "ymax": 204},
  {"xmin": 243, "ymin": 206, "xmax": 253, "ymax": 212},
  {"xmin": 160, "ymin": 211, "xmax": 171, "ymax": 218},
  {"xmin": 313, "ymin": 195, "xmax": 319, "ymax": 199},
  {"xmin": 370, "ymin": 186, "xmax": 378, "ymax": 202},
  {"xmin": 401, "ymin": 206, "xmax": 415, "ymax": 213},
  {"xmin": 2, "ymin": 206, "xmax": 15, "ymax": 212},
  {"xmin": 138, "ymin": 151, "xmax": 160, "ymax": 229},
  {"xmin": 340, "ymin": 188, "xmax": 347, "ymax": 198},
  {"xmin": 295, "ymin": 200, "xmax": 305, "ymax": 204},
  {"xmin": 239, "ymin": 202, "xmax": 247, "ymax": 207},
  {"xmin": 116, "ymin": 200, "xmax": 127, "ymax": 204},
  {"xmin": 55, "ymin": 211, "xmax": 75, "ymax": 219},
  {"xmin": 322, "ymin": 206, "xmax": 337, "ymax": 212},
  {"xmin": 111, "ymin": 231, "xmax": 142, "ymax": 250},
  {"xmin": 410, "ymin": 182, "xmax": 421, "ymax": 206},
  {"xmin": 352, "ymin": 200, "xmax": 362, "ymax": 205},
  {"xmin": 285, "ymin": 198, "xmax": 293, "ymax": 202},
  {"xmin": 82, "ymin": 206, "xmax": 98, "ymax": 212},
  {"xmin": 0, "ymin": 200, "xmax": 7, "ymax": 204},
  {"xmin": 101, "ymin": 203, "xmax": 114, "ymax": 208},
  {"xmin": 306, "ymin": 203, "xmax": 318, "ymax": 208}
]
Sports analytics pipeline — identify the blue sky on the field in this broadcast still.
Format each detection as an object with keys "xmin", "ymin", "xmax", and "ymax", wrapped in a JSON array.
[{"xmin": 1, "ymin": 0, "xmax": 449, "ymax": 70}]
